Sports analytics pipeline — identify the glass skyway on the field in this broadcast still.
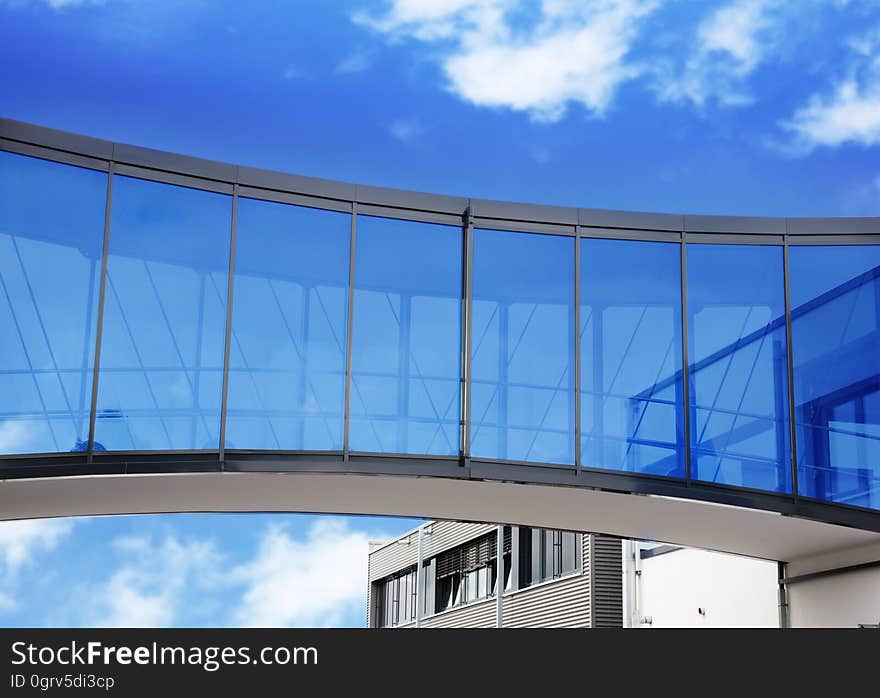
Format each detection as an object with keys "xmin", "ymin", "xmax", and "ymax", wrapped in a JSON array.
[{"xmin": 1, "ymin": 117, "xmax": 878, "ymax": 532}]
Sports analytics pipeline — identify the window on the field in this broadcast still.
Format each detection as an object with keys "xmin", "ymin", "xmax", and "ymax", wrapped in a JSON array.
[
  {"xmin": 376, "ymin": 566, "xmax": 418, "ymax": 628},
  {"xmin": 0, "ymin": 152, "xmax": 106, "ymax": 454},
  {"xmin": 94, "ymin": 176, "xmax": 232, "ymax": 450},
  {"xmin": 790, "ymin": 245, "xmax": 880, "ymax": 509},
  {"xmin": 518, "ymin": 527, "xmax": 579, "ymax": 587},
  {"xmin": 432, "ymin": 529, "xmax": 510, "ymax": 612},
  {"xmin": 350, "ymin": 216, "xmax": 461, "ymax": 455},
  {"xmin": 471, "ymin": 229, "xmax": 575, "ymax": 464},
  {"xmin": 225, "ymin": 198, "xmax": 349, "ymax": 450},
  {"xmin": 580, "ymin": 238, "xmax": 685, "ymax": 476},
  {"xmin": 686, "ymin": 244, "xmax": 792, "ymax": 493}
]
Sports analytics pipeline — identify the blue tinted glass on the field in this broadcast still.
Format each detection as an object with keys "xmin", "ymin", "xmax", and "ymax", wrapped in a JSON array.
[
  {"xmin": 226, "ymin": 198, "xmax": 349, "ymax": 450},
  {"xmin": 0, "ymin": 152, "xmax": 106, "ymax": 454},
  {"xmin": 686, "ymin": 244, "xmax": 792, "ymax": 493},
  {"xmin": 349, "ymin": 216, "xmax": 461, "ymax": 455},
  {"xmin": 790, "ymin": 245, "xmax": 880, "ymax": 509},
  {"xmin": 581, "ymin": 238, "xmax": 685, "ymax": 477},
  {"xmin": 94, "ymin": 176, "xmax": 231, "ymax": 450},
  {"xmin": 471, "ymin": 229, "xmax": 575, "ymax": 464}
]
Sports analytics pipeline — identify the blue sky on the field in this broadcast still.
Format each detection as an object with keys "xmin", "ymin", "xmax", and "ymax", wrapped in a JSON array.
[{"xmin": 0, "ymin": 0, "xmax": 879, "ymax": 627}]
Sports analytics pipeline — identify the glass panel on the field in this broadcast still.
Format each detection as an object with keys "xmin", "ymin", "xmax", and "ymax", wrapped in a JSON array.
[
  {"xmin": 466, "ymin": 569, "xmax": 478, "ymax": 601},
  {"xmin": 790, "ymin": 245, "xmax": 880, "ymax": 509},
  {"xmin": 225, "ymin": 198, "xmax": 349, "ymax": 450},
  {"xmin": 561, "ymin": 531, "xmax": 577, "ymax": 574},
  {"xmin": 350, "ymin": 216, "xmax": 461, "ymax": 455},
  {"xmin": 0, "ymin": 152, "xmax": 106, "ymax": 454},
  {"xmin": 686, "ymin": 243, "xmax": 792, "ymax": 493},
  {"xmin": 544, "ymin": 529, "xmax": 555, "ymax": 579},
  {"xmin": 580, "ymin": 238, "xmax": 685, "ymax": 476},
  {"xmin": 471, "ymin": 229, "xmax": 575, "ymax": 464},
  {"xmin": 94, "ymin": 176, "xmax": 231, "ymax": 450}
]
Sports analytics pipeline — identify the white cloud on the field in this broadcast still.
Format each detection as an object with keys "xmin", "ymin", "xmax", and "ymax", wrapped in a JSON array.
[
  {"xmin": 0, "ymin": 421, "xmax": 38, "ymax": 454},
  {"xmin": 336, "ymin": 49, "xmax": 373, "ymax": 75},
  {"xmin": 87, "ymin": 534, "xmax": 222, "ymax": 627},
  {"xmin": 0, "ymin": 519, "xmax": 73, "ymax": 576},
  {"xmin": 68, "ymin": 517, "xmax": 395, "ymax": 628},
  {"xmin": 0, "ymin": 518, "xmax": 74, "ymax": 613},
  {"xmin": 657, "ymin": 0, "xmax": 778, "ymax": 107},
  {"xmin": 231, "ymin": 518, "xmax": 377, "ymax": 627},
  {"xmin": 781, "ymin": 29, "xmax": 880, "ymax": 152},
  {"xmin": 358, "ymin": 0, "xmax": 663, "ymax": 122},
  {"xmin": 389, "ymin": 118, "xmax": 422, "ymax": 142}
]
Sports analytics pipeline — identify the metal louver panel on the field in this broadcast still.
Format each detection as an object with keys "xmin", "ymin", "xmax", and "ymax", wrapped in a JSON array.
[{"xmin": 436, "ymin": 531, "xmax": 504, "ymax": 577}]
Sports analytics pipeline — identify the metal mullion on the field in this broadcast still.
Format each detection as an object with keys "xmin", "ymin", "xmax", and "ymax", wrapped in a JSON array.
[
  {"xmin": 680, "ymin": 235, "xmax": 692, "ymax": 482},
  {"xmin": 87, "ymin": 163, "xmax": 114, "ymax": 460},
  {"xmin": 782, "ymin": 234, "xmax": 799, "ymax": 499},
  {"xmin": 574, "ymin": 234, "xmax": 582, "ymax": 472},
  {"xmin": 77, "ymin": 257, "xmax": 98, "ymax": 446},
  {"xmin": 461, "ymin": 207, "xmax": 474, "ymax": 468},
  {"xmin": 218, "ymin": 183, "xmax": 239, "ymax": 462},
  {"xmin": 343, "ymin": 203, "xmax": 357, "ymax": 460}
]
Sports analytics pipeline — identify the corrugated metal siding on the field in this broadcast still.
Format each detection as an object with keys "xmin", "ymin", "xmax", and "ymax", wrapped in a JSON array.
[
  {"xmin": 368, "ymin": 534, "xmax": 419, "ymax": 581},
  {"xmin": 423, "ymin": 521, "xmax": 496, "ymax": 559},
  {"xmin": 367, "ymin": 524, "xmax": 624, "ymax": 629},
  {"xmin": 366, "ymin": 568, "xmax": 372, "ymax": 628},
  {"xmin": 369, "ymin": 521, "xmax": 494, "ymax": 583},
  {"xmin": 591, "ymin": 534, "xmax": 623, "ymax": 628},
  {"xmin": 366, "ymin": 522, "xmax": 494, "ymax": 627},
  {"xmin": 420, "ymin": 598, "xmax": 497, "ymax": 628},
  {"xmin": 500, "ymin": 530, "xmax": 592, "ymax": 628},
  {"xmin": 503, "ymin": 573, "xmax": 591, "ymax": 627}
]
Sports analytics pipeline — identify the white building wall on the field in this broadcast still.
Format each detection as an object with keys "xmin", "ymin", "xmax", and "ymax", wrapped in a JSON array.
[
  {"xmin": 636, "ymin": 548, "xmax": 778, "ymax": 628},
  {"xmin": 788, "ymin": 568, "xmax": 880, "ymax": 627}
]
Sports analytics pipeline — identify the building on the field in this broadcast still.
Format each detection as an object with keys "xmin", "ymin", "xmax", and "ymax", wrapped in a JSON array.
[
  {"xmin": 371, "ymin": 524, "xmax": 880, "ymax": 628},
  {"xmin": 623, "ymin": 542, "xmax": 779, "ymax": 628},
  {"xmin": 367, "ymin": 521, "xmax": 623, "ymax": 628}
]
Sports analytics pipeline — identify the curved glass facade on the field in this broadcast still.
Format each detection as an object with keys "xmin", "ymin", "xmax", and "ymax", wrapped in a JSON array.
[
  {"xmin": 580, "ymin": 237, "xmax": 685, "ymax": 477},
  {"xmin": 790, "ymin": 245, "xmax": 880, "ymax": 509},
  {"xmin": 1, "ymin": 125, "xmax": 879, "ymax": 517},
  {"xmin": 471, "ymin": 229, "xmax": 575, "ymax": 465},
  {"xmin": 0, "ymin": 151, "xmax": 105, "ymax": 454},
  {"xmin": 226, "ymin": 198, "xmax": 349, "ymax": 451},
  {"xmin": 686, "ymin": 243, "xmax": 792, "ymax": 493},
  {"xmin": 350, "ymin": 216, "xmax": 461, "ymax": 456},
  {"xmin": 94, "ymin": 176, "xmax": 232, "ymax": 451}
]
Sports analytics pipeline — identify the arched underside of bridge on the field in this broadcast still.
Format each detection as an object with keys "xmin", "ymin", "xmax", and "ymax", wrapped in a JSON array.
[{"xmin": 2, "ymin": 464, "xmax": 880, "ymax": 573}]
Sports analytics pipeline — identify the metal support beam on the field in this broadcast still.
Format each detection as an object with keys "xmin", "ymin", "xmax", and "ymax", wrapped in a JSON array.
[
  {"xmin": 496, "ymin": 524, "xmax": 504, "ymax": 628},
  {"xmin": 86, "ymin": 163, "xmax": 114, "ymax": 460},
  {"xmin": 415, "ymin": 524, "xmax": 425, "ymax": 628},
  {"xmin": 679, "ymin": 237, "xmax": 692, "ymax": 482},
  {"xmin": 777, "ymin": 561, "xmax": 790, "ymax": 628},
  {"xmin": 343, "ymin": 202, "xmax": 357, "ymax": 460},
  {"xmin": 218, "ymin": 183, "xmax": 238, "ymax": 462}
]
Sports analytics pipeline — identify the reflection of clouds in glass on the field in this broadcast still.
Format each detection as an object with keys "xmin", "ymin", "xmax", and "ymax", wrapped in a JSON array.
[
  {"xmin": 0, "ymin": 152, "xmax": 105, "ymax": 454},
  {"xmin": 0, "ymin": 420, "xmax": 37, "ymax": 454},
  {"xmin": 94, "ymin": 175, "xmax": 231, "ymax": 451}
]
